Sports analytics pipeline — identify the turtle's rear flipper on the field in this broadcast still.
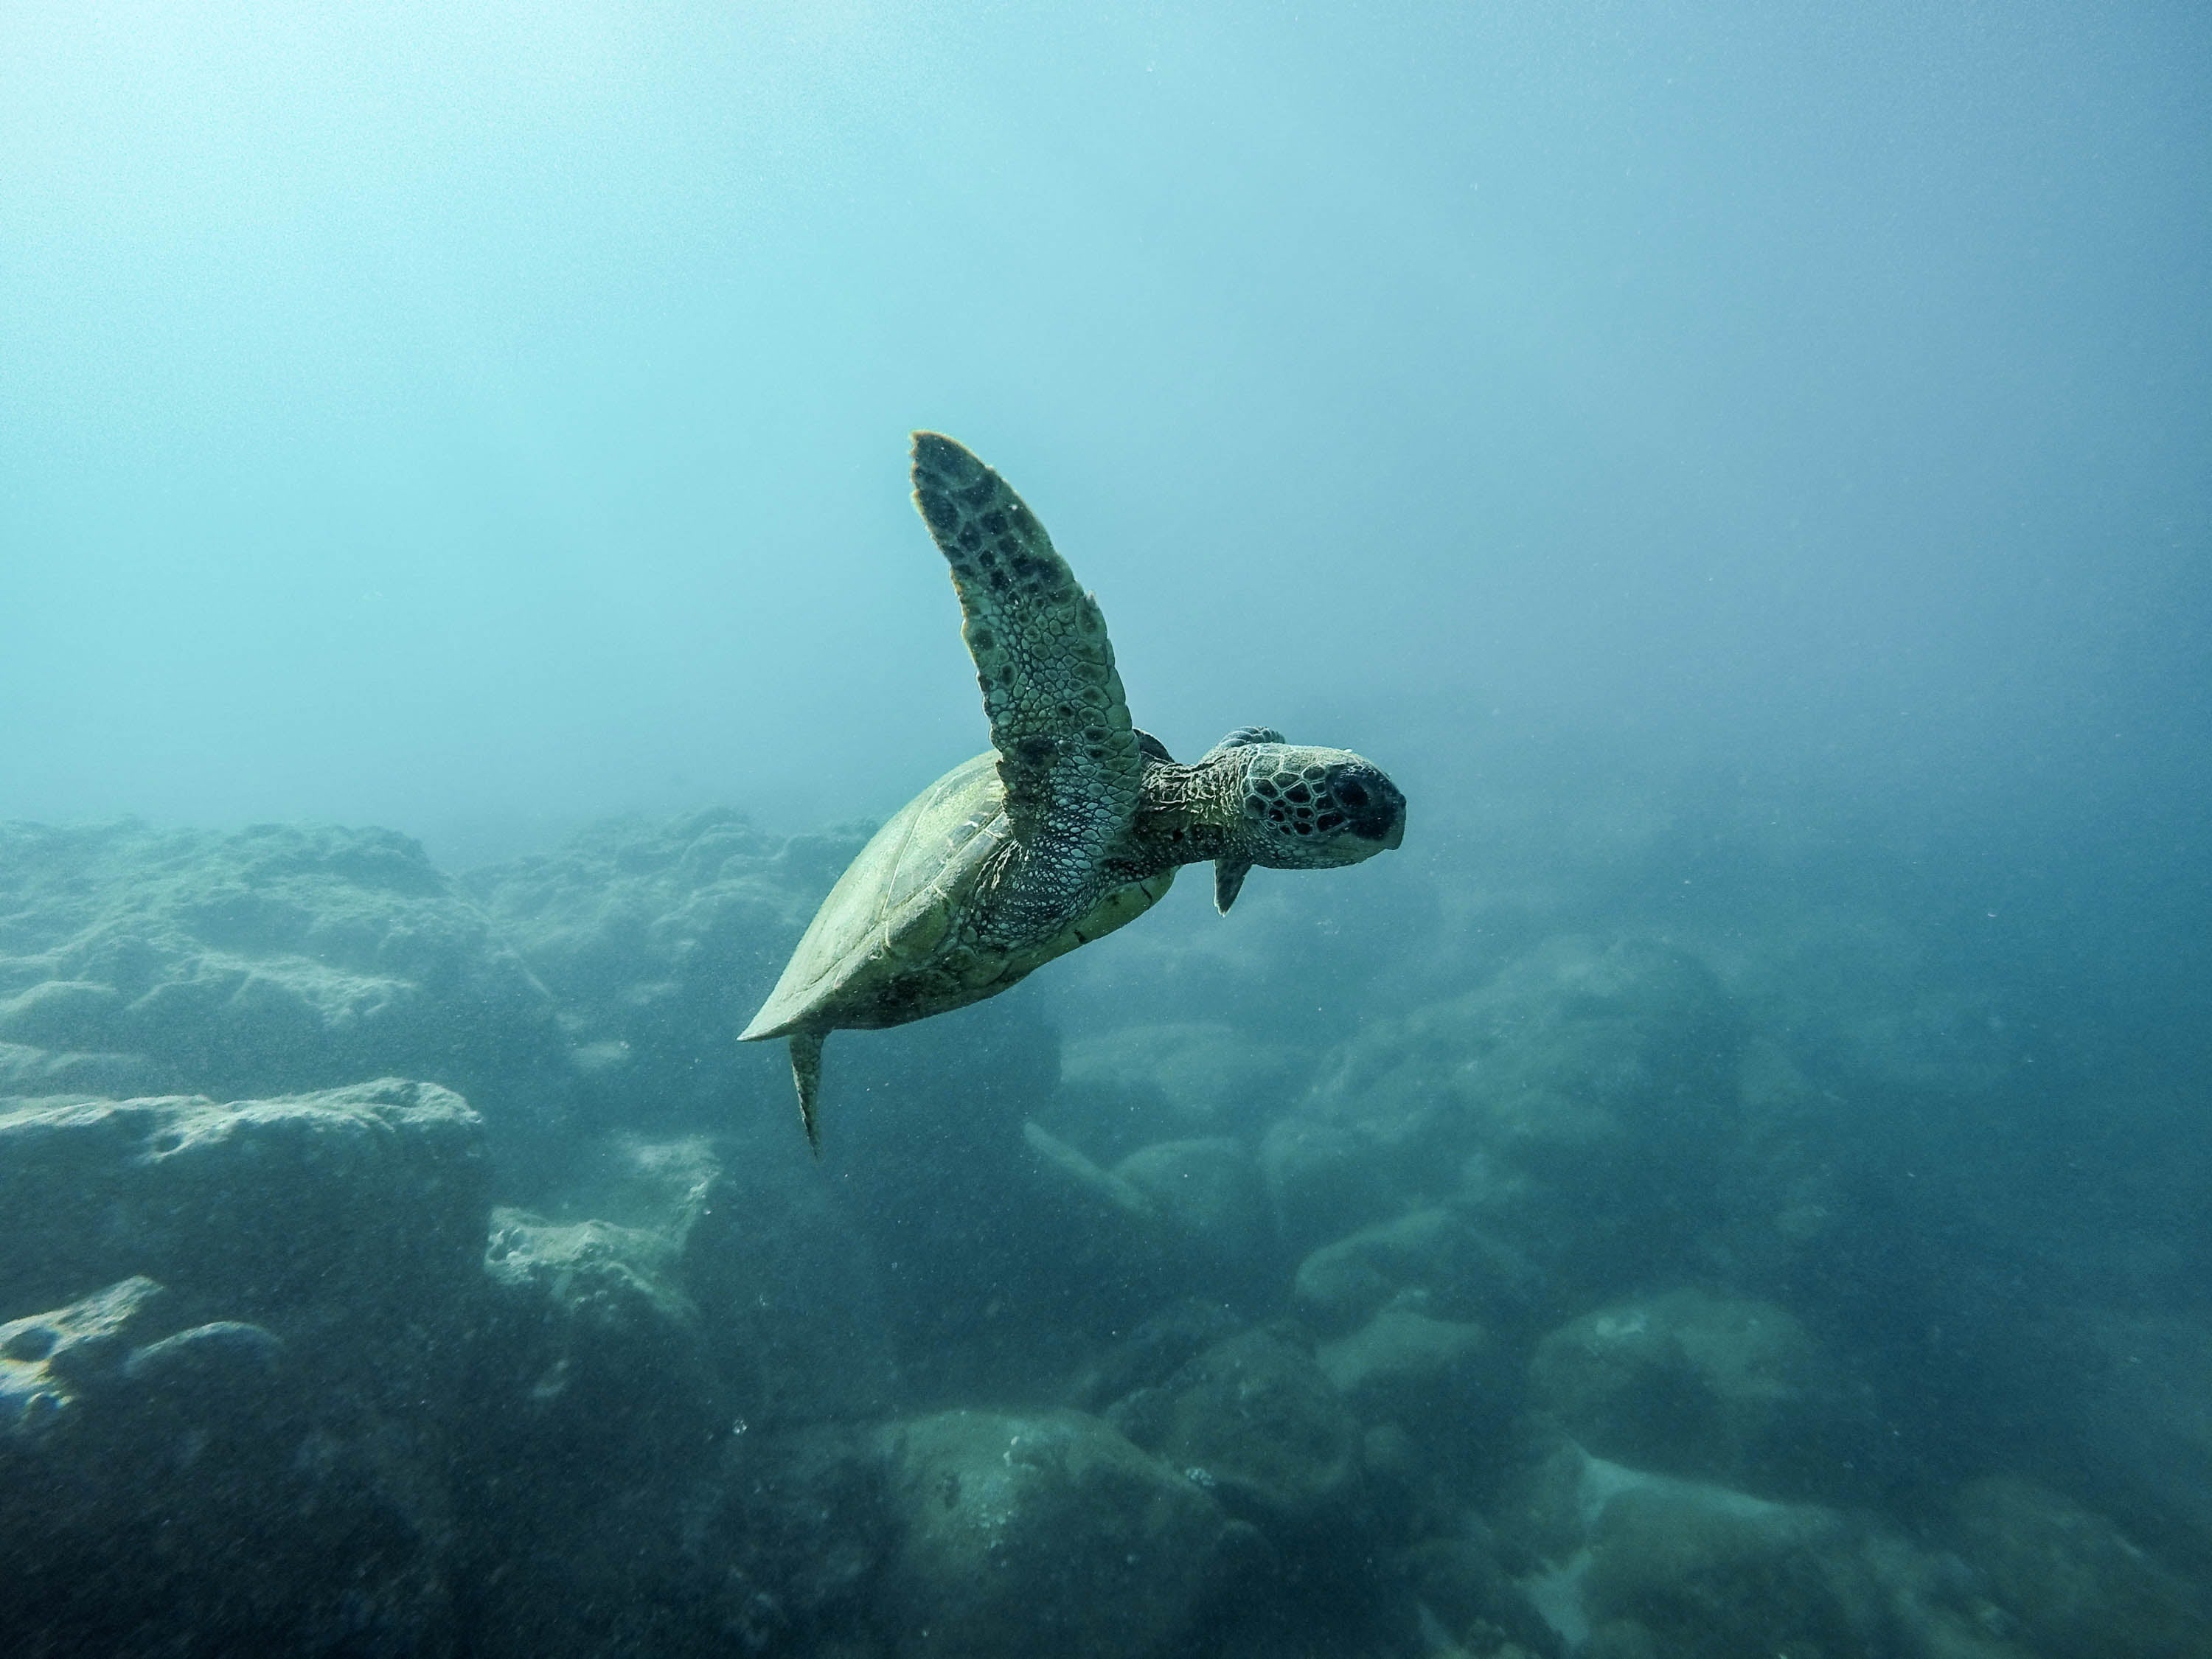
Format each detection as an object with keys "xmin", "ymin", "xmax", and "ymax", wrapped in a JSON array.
[{"xmin": 790, "ymin": 1031, "xmax": 825, "ymax": 1156}]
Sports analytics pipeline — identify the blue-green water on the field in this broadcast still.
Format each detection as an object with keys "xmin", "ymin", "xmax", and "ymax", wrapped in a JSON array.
[{"xmin": 3, "ymin": 5, "xmax": 2208, "ymax": 1655}]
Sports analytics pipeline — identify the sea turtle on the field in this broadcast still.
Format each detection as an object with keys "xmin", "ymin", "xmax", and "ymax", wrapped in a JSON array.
[{"xmin": 741, "ymin": 433, "xmax": 1407, "ymax": 1152}]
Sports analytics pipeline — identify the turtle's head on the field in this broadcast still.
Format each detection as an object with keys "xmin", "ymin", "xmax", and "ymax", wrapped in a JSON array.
[{"xmin": 1208, "ymin": 728, "xmax": 1407, "ymax": 871}]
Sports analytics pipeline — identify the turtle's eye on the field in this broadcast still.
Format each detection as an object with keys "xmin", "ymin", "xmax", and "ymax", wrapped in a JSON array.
[{"xmin": 1335, "ymin": 777, "xmax": 1370, "ymax": 811}]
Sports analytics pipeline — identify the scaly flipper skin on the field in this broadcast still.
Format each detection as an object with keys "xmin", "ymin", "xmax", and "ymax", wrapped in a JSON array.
[
  {"xmin": 789, "ymin": 1029, "xmax": 824, "ymax": 1156},
  {"xmin": 910, "ymin": 432, "xmax": 1141, "ymax": 931}
]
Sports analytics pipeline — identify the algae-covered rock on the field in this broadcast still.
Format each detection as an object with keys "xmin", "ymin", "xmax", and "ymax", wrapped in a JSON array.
[
  {"xmin": 877, "ymin": 1408, "xmax": 1239, "ymax": 1659},
  {"xmin": 0, "ymin": 1079, "xmax": 489, "ymax": 1345},
  {"xmin": 1528, "ymin": 1289, "xmax": 1846, "ymax": 1497},
  {"xmin": 1110, "ymin": 1326, "xmax": 1364, "ymax": 1537},
  {"xmin": 1950, "ymin": 1475, "xmax": 2212, "ymax": 1659},
  {"xmin": 0, "ymin": 821, "xmax": 569, "ymax": 1123}
]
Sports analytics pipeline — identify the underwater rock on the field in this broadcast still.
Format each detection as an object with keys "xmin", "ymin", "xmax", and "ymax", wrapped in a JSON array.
[
  {"xmin": 1108, "ymin": 1325, "xmax": 1364, "ymax": 1538},
  {"xmin": 681, "ymin": 1152, "xmax": 902, "ymax": 1428},
  {"xmin": 1065, "ymin": 1297, "xmax": 1248, "ymax": 1414},
  {"xmin": 458, "ymin": 1203, "xmax": 890, "ymax": 1659},
  {"xmin": 2049, "ymin": 1309, "xmax": 2212, "ymax": 1571},
  {"xmin": 1578, "ymin": 1482, "xmax": 1871, "ymax": 1659},
  {"xmin": 1318, "ymin": 1306, "xmax": 1507, "ymax": 1465},
  {"xmin": 1113, "ymin": 1135, "xmax": 1275, "ymax": 1294},
  {"xmin": 1948, "ymin": 1475, "xmax": 2212, "ymax": 1659},
  {"xmin": 1051, "ymin": 1020, "xmax": 1314, "ymax": 1160},
  {"xmin": 1510, "ymin": 1443, "xmax": 1876, "ymax": 1659},
  {"xmin": 1259, "ymin": 1113, "xmax": 1403, "ymax": 1256},
  {"xmin": 689, "ymin": 1424, "xmax": 897, "ymax": 1656},
  {"xmin": 1503, "ymin": 1439, "xmax": 2057, "ymax": 1659},
  {"xmin": 1399, "ymin": 1531, "xmax": 1563, "ymax": 1659},
  {"xmin": 1024, "ymin": 1119, "xmax": 1169, "ymax": 1261},
  {"xmin": 464, "ymin": 810, "xmax": 859, "ymax": 1126},
  {"xmin": 0, "ymin": 1276, "xmax": 458, "ymax": 1655},
  {"xmin": 1293, "ymin": 1205, "xmax": 1537, "ymax": 1338},
  {"xmin": 1527, "ymin": 1288, "xmax": 1846, "ymax": 1498},
  {"xmin": 1290, "ymin": 936, "xmax": 1744, "ymax": 1294},
  {"xmin": 0, "ymin": 821, "xmax": 571, "ymax": 1128},
  {"xmin": 0, "ymin": 1079, "xmax": 490, "ymax": 1354},
  {"xmin": 1711, "ymin": 906, "xmax": 2020, "ymax": 1101},
  {"xmin": 875, "ymin": 1407, "xmax": 1241, "ymax": 1659},
  {"xmin": 476, "ymin": 1208, "xmax": 723, "ymax": 1452}
]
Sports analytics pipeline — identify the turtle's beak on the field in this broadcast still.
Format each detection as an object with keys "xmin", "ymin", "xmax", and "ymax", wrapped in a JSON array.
[{"xmin": 1352, "ymin": 774, "xmax": 1407, "ymax": 852}]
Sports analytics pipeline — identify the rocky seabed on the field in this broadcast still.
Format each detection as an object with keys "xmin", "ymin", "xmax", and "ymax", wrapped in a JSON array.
[{"xmin": 2, "ymin": 814, "xmax": 2207, "ymax": 1658}]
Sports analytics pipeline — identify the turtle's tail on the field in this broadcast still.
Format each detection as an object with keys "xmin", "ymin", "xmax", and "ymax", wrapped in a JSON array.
[{"xmin": 790, "ymin": 1030, "xmax": 825, "ymax": 1158}]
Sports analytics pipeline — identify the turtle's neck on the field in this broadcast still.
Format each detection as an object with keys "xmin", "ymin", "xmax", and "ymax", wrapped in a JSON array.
[{"xmin": 1119, "ymin": 754, "xmax": 1246, "ymax": 877}]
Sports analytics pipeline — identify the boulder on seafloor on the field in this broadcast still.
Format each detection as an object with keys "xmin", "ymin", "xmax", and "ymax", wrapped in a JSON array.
[
  {"xmin": 450, "ymin": 1127, "xmax": 908, "ymax": 1658},
  {"xmin": 1576, "ymin": 1482, "xmax": 1871, "ymax": 1659},
  {"xmin": 1318, "ymin": 1307, "xmax": 1509, "ymax": 1463},
  {"xmin": 1526, "ymin": 1288, "xmax": 1854, "ymax": 1499},
  {"xmin": 464, "ymin": 1129, "xmax": 900, "ymax": 1448},
  {"xmin": 1048, "ymin": 1020, "xmax": 1315, "ymax": 1159},
  {"xmin": 462, "ymin": 810, "xmax": 860, "ymax": 1124},
  {"xmin": 0, "ymin": 1079, "xmax": 488, "ymax": 1360},
  {"xmin": 476, "ymin": 1209, "xmax": 725, "ymax": 1454},
  {"xmin": 0, "ymin": 1276, "xmax": 459, "ymax": 1654},
  {"xmin": 1293, "ymin": 1205, "xmax": 1539, "ymax": 1337},
  {"xmin": 1113, "ymin": 1136, "xmax": 1276, "ymax": 1295},
  {"xmin": 2043, "ymin": 1308, "xmax": 2212, "ymax": 1572},
  {"xmin": 1397, "ymin": 1530, "xmax": 1563, "ymax": 1659},
  {"xmin": 1282, "ymin": 937, "xmax": 1744, "ymax": 1290},
  {"xmin": 1947, "ymin": 1475, "xmax": 2212, "ymax": 1659},
  {"xmin": 875, "ymin": 1408, "xmax": 1245, "ymax": 1659},
  {"xmin": 1503, "ymin": 1438, "xmax": 2058, "ymax": 1659},
  {"xmin": 1107, "ymin": 1325, "xmax": 1366, "ymax": 1538},
  {"xmin": 0, "ymin": 821, "xmax": 571, "ymax": 1125},
  {"xmin": 1506, "ymin": 1443, "xmax": 1877, "ymax": 1659}
]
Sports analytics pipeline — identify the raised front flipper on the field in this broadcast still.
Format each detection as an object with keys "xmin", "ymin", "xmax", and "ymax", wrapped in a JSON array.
[{"xmin": 909, "ymin": 432, "xmax": 1142, "ymax": 879}]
